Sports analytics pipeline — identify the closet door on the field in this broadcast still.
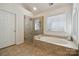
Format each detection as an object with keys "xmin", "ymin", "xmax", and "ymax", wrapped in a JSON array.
[{"xmin": 0, "ymin": 10, "xmax": 16, "ymax": 49}]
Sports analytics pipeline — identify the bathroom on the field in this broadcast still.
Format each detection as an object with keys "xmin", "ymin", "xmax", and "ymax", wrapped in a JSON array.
[{"xmin": 0, "ymin": 3, "xmax": 79, "ymax": 56}]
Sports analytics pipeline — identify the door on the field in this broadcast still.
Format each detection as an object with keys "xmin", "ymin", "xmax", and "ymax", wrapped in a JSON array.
[{"xmin": 0, "ymin": 10, "xmax": 16, "ymax": 49}]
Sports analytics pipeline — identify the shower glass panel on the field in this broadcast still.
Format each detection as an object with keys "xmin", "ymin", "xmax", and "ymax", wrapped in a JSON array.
[{"xmin": 24, "ymin": 15, "xmax": 33, "ymax": 42}]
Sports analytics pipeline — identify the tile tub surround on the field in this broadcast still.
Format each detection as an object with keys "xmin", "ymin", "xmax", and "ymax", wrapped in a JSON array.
[
  {"xmin": 34, "ymin": 35, "xmax": 77, "ymax": 49},
  {"xmin": 33, "ymin": 39, "xmax": 78, "ymax": 56}
]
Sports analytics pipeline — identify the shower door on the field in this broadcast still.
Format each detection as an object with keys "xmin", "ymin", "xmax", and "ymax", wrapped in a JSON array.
[{"xmin": 24, "ymin": 15, "xmax": 33, "ymax": 42}]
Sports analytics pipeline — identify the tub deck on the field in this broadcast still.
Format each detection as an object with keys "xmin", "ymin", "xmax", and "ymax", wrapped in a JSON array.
[
  {"xmin": 33, "ymin": 39, "xmax": 78, "ymax": 55},
  {"xmin": 34, "ymin": 35, "xmax": 77, "ymax": 49}
]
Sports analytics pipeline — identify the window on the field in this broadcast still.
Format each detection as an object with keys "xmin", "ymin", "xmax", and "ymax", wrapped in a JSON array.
[
  {"xmin": 34, "ymin": 18, "xmax": 40, "ymax": 31},
  {"xmin": 46, "ymin": 14, "xmax": 66, "ymax": 32}
]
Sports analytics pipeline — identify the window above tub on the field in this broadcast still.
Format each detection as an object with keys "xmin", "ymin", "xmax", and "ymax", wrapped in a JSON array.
[
  {"xmin": 34, "ymin": 18, "xmax": 40, "ymax": 31},
  {"xmin": 46, "ymin": 14, "xmax": 66, "ymax": 32}
]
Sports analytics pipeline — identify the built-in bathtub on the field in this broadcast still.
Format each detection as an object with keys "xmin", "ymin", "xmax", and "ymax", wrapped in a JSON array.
[{"xmin": 34, "ymin": 35, "xmax": 78, "ymax": 50}]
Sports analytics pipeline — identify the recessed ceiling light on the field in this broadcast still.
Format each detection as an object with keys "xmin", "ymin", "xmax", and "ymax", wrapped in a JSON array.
[{"xmin": 33, "ymin": 7, "xmax": 37, "ymax": 11}]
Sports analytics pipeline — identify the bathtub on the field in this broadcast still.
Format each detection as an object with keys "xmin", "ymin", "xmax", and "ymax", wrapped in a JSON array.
[{"xmin": 34, "ymin": 35, "xmax": 78, "ymax": 50}]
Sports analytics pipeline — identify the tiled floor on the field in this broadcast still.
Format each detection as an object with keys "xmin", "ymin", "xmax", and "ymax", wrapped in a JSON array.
[{"xmin": 0, "ymin": 42, "xmax": 78, "ymax": 56}]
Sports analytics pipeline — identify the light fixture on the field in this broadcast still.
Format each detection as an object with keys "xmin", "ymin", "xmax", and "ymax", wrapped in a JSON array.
[
  {"xmin": 49, "ymin": 3, "xmax": 53, "ymax": 6},
  {"xmin": 33, "ymin": 6, "xmax": 37, "ymax": 11}
]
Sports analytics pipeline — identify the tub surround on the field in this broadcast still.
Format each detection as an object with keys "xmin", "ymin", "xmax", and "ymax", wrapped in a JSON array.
[
  {"xmin": 33, "ymin": 40, "xmax": 77, "ymax": 55},
  {"xmin": 34, "ymin": 35, "xmax": 78, "ymax": 50}
]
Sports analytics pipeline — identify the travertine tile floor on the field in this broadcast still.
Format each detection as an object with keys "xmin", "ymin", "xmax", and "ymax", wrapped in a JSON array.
[{"xmin": 0, "ymin": 42, "xmax": 78, "ymax": 56}]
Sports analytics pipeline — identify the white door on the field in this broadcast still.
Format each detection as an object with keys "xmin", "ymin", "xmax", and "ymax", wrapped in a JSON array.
[{"xmin": 0, "ymin": 10, "xmax": 16, "ymax": 49}]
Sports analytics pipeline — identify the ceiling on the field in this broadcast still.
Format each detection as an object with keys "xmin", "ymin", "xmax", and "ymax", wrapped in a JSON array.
[{"xmin": 22, "ymin": 3, "xmax": 72, "ymax": 15}]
